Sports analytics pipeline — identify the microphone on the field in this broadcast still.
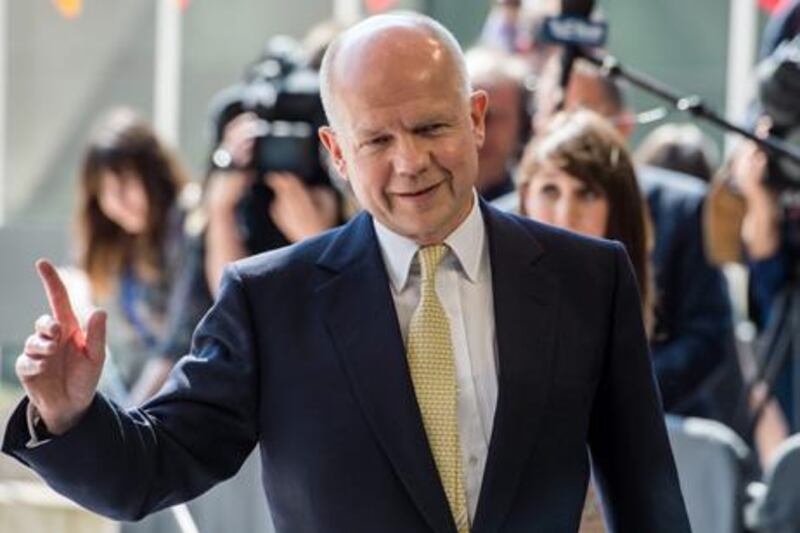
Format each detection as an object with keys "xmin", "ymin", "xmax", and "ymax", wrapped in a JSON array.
[{"xmin": 540, "ymin": 0, "xmax": 606, "ymax": 109}]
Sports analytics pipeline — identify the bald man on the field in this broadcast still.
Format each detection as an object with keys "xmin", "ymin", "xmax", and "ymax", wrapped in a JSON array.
[{"xmin": 4, "ymin": 13, "xmax": 690, "ymax": 533}]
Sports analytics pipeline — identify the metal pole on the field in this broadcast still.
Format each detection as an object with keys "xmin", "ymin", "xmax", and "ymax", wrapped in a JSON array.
[
  {"xmin": 0, "ymin": 0, "xmax": 7, "ymax": 225},
  {"xmin": 580, "ymin": 52, "xmax": 800, "ymax": 167},
  {"xmin": 333, "ymin": 0, "xmax": 361, "ymax": 25},
  {"xmin": 154, "ymin": 0, "xmax": 182, "ymax": 147},
  {"xmin": 725, "ymin": 0, "xmax": 758, "ymax": 154},
  {"xmin": 172, "ymin": 503, "xmax": 200, "ymax": 533}
]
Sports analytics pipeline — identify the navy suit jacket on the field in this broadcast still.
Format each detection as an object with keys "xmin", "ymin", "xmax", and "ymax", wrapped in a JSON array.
[{"xmin": 3, "ymin": 203, "xmax": 689, "ymax": 532}]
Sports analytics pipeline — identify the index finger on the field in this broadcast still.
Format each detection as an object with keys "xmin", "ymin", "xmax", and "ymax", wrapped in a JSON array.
[{"xmin": 35, "ymin": 259, "xmax": 79, "ymax": 334}]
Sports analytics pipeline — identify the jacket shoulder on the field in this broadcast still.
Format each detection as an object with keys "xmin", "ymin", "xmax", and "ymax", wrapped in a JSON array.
[
  {"xmin": 231, "ymin": 225, "xmax": 343, "ymax": 281},
  {"xmin": 487, "ymin": 203, "xmax": 622, "ymax": 260}
]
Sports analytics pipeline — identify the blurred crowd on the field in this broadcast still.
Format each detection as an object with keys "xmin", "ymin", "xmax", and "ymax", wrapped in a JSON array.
[{"xmin": 52, "ymin": 0, "xmax": 800, "ymax": 531}]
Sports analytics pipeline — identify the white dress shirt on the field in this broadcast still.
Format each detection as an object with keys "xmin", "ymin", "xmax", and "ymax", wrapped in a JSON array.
[{"xmin": 373, "ymin": 191, "xmax": 498, "ymax": 522}]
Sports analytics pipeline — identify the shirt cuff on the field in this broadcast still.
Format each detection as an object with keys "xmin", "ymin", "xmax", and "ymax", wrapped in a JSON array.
[{"xmin": 25, "ymin": 402, "xmax": 54, "ymax": 449}]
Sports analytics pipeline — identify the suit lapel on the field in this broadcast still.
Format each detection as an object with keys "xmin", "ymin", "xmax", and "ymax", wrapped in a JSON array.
[
  {"xmin": 472, "ymin": 204, "xmax": 559, "ymax": 533},
  {"xmin": 315, "ymin": 213, "xmax": 456, "ymax": 533}
]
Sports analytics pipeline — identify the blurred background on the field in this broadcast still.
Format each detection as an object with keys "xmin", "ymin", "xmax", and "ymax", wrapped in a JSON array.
[{"xmin": 0, "ymin": 1, "xmax": 793, "ymax": 532}]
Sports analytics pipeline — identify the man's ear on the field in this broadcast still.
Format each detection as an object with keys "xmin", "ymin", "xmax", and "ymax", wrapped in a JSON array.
[
  {"xmin": 470, "ymin": 90, "xmax": 489, "ymax": 149},
  {"xmin": 319, "ymin": 126, "xmax": 348, "ymax": 180}
]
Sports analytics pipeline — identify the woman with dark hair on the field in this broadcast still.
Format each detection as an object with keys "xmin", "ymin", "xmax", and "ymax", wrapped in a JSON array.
[
  {"xmin": 75, "ymin": 107, "xmax": 210, "ymax": 405},
  {"xmin": 517, "ymin": 109, "xmax": 654, "ymax": 532},
  {"xmin": 518, "ymin": 109, "xmax": 653, "ymax": 329}
]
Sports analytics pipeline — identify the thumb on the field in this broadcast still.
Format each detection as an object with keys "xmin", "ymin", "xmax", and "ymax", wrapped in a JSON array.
[{"xmin": 84, "ymin": 309, "xmax": 107, "ymax": 364}]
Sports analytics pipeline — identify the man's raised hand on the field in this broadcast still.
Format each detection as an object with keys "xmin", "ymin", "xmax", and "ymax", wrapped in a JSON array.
[{"xmin": 16, "ymin": 259, "xmax": 107, "ymax": 435}]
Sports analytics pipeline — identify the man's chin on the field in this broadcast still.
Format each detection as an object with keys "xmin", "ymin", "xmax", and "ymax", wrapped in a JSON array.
[{"xmin": 399, "ymin": 215, "xmax": 465, "ymax": 245}]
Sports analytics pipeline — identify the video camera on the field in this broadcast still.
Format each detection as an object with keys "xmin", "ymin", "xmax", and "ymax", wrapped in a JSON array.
[
  {"xmin": 758, "ymin": 35, "xmax": 800, "ymax": 190},
  {"xmin": 211, "ymin": 36, "xmax": 329, "ymax": 186},
  {"xmin": 208, "ymin": 36, "xmax": 332, "ymax": 253}
]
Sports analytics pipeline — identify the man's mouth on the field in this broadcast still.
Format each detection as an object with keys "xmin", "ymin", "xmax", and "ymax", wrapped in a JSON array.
[{"xmin": 394, "ymin": 181, "xmax": 443, "ymax": 198}]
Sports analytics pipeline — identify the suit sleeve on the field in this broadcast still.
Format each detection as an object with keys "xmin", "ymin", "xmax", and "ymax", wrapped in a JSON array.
[
  {"xmin": 588, "ymin": 243, "xmax": 691, "ymax": 532},
  {"xmin": 1, "ymin": 265, "xmax": 260, "ymax": 521}
]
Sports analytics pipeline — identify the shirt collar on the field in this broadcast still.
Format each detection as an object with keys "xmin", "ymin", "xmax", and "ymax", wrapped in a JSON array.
[{"xmin": 373, "ymin": 189, "xmax": 486, "ymax": 292}]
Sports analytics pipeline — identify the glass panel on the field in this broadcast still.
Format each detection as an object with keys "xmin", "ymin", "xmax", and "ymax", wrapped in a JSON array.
[
  {"xmin": 7, "ymin": 0, "xmax": 156, "ymax": 226},
  {"xmin": 179, "ymin": 0, "xmax": 331, "ymax": 179}
]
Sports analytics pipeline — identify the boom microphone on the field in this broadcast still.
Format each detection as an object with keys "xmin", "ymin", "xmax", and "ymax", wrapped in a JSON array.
[{"xmin": 541, "ymin": 0, "xmax": 606, "ymax": 109}]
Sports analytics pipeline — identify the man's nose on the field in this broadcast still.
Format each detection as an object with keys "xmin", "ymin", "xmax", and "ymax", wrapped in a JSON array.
[{"xmin": 392, "ymin": 136, "xmax": 430, "ymax": 176}]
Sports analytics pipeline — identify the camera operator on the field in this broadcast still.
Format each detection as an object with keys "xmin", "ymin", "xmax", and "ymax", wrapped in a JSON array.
[
  {"xmin": 204, "ymin": 112, "xmax": 340, "ymax": 293},
  {"xmin": 711, "ymin": 37, "xmax": 800, "ymax": 458},
  {"xmin": 728, "ymin": 76, "xmax": 800, "ymax": 439},
  {"xmin": 203, "ymin": 36, "xmax": 346, "ymax": 294}
]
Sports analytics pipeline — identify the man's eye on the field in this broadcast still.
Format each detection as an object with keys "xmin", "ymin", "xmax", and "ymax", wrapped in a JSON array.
[
  {"xmin": 417, "ymin": 123, "xmax": 446, "ymax": 135},
  {"xmin": 366, "ymin": 135, "xmax": 390, "ymax": 146}
]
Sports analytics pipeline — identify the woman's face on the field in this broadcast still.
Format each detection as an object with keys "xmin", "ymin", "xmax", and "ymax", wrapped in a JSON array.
[
  {"xmin": 523, "ymin": 161, "xmax": 609, "ymax": 238},
  {"xmin": 97, "ymin": 170, "xmax": 149, "ymax": 235}
]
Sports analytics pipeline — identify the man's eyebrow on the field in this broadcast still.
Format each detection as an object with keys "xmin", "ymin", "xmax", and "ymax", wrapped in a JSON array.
[
  {"xmin": 352, "ymin": 112, "xmax": 456, "ymax": 138},
  {"xmin": 354, "ymin": 126, "xmax": 387, "ymax": 138}
]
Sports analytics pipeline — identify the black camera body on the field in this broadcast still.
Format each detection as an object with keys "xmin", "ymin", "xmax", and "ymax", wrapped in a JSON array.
[
  {"xmin": 212, "ymin": 38, "xmax": 328, "ymax": 185},
  {"xmin": 249, "ymin": 67, "xmax": 328, "ymax": 186},
  {"xmin": 209, "ymin": 37, "xmax": 332, "ymax": 253},
  {"xmin": 758, "ymin": 35, "xmax": 800, "ymax": 190}
]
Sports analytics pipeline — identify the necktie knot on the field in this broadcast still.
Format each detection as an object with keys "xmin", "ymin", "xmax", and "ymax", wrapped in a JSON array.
[{"xmin": 418, "ymin": 244, "xmax": 448, "ymax": 283}]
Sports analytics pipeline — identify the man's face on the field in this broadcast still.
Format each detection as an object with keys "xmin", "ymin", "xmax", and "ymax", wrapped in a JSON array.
[
  {"xmin": 320, "ymin": 30, "xmax": 488, "ymax": 245},
  {"xmin": 477, "ymin": 81, "xmax": 522, "ymax": 192}
]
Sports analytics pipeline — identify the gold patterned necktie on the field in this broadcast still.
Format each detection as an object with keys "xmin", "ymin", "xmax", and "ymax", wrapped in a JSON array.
[{"xmin": 407, "ymin": 244, "xmax": 469, "ymax": 532}]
